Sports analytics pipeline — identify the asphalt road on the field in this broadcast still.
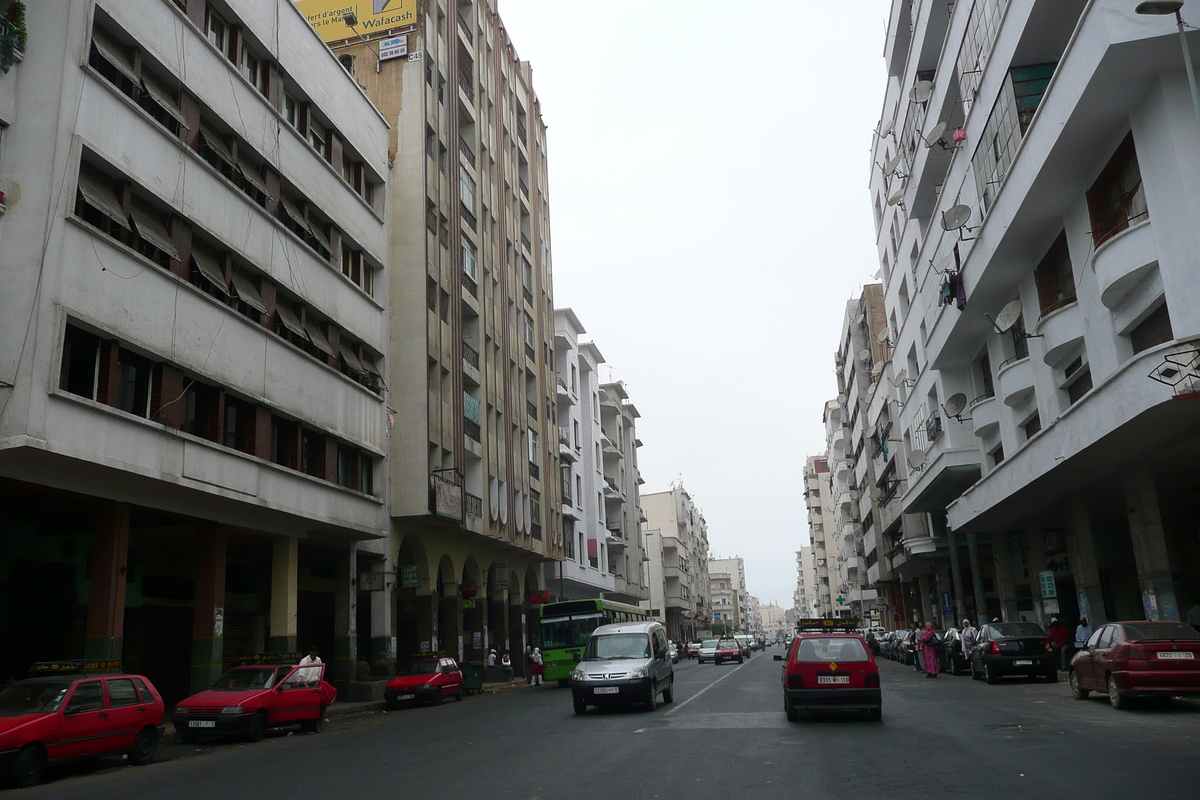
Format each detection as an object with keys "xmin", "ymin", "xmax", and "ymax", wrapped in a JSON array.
[{"xmin": 12, "ymin": 646, "xmax": 1200, "ymax": 799}]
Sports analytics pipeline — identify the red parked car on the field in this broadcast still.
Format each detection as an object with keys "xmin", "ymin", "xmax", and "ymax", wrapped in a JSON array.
[
  {"xmin": 1069, "ymin": 620, "xmax": 1200, "ymax": 709},
  {"xmin": 0, "ymin": 662, "xmax": 165, "ymax": 788},
  {"xmin": 173, "ymin": 659, "xmax": 334, "ymax": 742},
  {"xmin": 774, "ymin": 621, "xmax": 881, "ymax": 721},
  {"xmin": 384, "ymin": 657, "xmax": 464, "ymax": 708},
  {"xmin": 713, "ymin": 639, "xmax": 743, "ymax": 665}
]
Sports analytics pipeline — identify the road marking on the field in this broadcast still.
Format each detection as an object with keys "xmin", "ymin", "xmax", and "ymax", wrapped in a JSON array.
[
  {"xmin": 664, "ymin": 661, "xmax": 749, "ymax": 716},
  {"xmin": 633, "ymin": 728, "xmax": 645, "ymax": 734}
]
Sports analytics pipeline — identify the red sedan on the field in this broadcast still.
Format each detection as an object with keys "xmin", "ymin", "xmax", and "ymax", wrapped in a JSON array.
[
  {"xmin": 0, "ymin": 662, "xmax": 165, "ymax": 787},
  {"xmin": 713, "ymin": 639, "xmax": 743, "ymax": 665},
  {"xmin": 384, "ymin": 657, "xmax": 464, "ymax": 708},
  {"xmin": 1069, "ymin": 620, "xmax": 1200, "ymax": 709}
]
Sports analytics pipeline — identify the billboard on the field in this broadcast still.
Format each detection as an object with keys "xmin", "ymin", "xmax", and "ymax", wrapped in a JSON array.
[{"xmin": 295, "ymin": 0, "xmax": 417, "ymax": 43}]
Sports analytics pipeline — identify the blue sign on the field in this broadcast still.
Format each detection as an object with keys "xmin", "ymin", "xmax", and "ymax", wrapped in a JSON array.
[
  {"xmin": 941, "ymin": 591, "xmax": 953, "ymax": 614},
  {"xmin": 379, "ymin": 35, "xmax": 408, "ymax": 61}
]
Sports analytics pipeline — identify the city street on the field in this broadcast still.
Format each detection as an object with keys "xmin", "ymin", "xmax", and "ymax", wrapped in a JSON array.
[{"xmin": 13, "ymin": 647, "xmax": 1200, "ymax": 799}]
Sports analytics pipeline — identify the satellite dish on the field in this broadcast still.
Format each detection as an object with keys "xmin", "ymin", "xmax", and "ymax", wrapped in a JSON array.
[
  {"xmin": 871, "ymin": 363, "xmax": 884, "ymax": 378},
  {"xmin": 894, "ymin": 369, "xmax": 907, "ymax": 383},
  {"xmin": 944, "ymin": 393, "xmax": 968, "ymax": 417},
  {"xmin": 910, "ymin": 80, "xmax": 933, "ymax": 103},
  {"xmin": 857, "ymin": 349, "xmax": 871, "ymax": 362},
  {"xmin": 934, "ymin": 255, "xmax": 955, "ymax": 274},
  {"xmin": 924, "ymin": 121, "xmax": 948, "ymax": 147},
  {"xmin": 885, "ymin": 151, "xmax": 904, "ymax": 173},
  {"xmin": 908, "ymin": 449, "xmax": 927, "ymax": 469},
  {"xmin": 887, "ymin": 186, "xmax": 905, "ymax": 206},
  {"xmin": 941, "ymin": 204, "xmax": 973, "ymax": 231},
  {"xmin": 879, "ymin": 118, "xmax": 895, "ymax": 138},
  {"xmin": 994, "ymin": 299, "xmax": 1024, "ymax": 334},
  {"xmin": 876, "ymin": 329, "xmax": 891, "ymax": 344}
]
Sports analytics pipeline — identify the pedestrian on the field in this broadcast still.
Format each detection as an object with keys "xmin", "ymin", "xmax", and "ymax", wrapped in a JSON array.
[
  {"xmin": 960, "ymin": 618, "xmax": 978, "ymax": 663},
  {"xmin": 910, "ymin": 623, "xmax": 923, "ymax": 672},
  {"xmin": 1048, "ymin": 618, "xmax": 1070, "ymax": 670},
  {"xmin": 530, "ymin": 647, "xmax": 544, "ymax": 686},
  {"xmin": 501, "ymin": 651, "xmax": 515, "ymax": 681},
  {"xmin": 1074, "ymin": 617, "xmax": 1093, "ymax": 649},
  {"xmin": 920, "ymin": 622, "xmax": 940, "ymax": 678},
  {"xmin": 486, "ymin": 648, "xmax": 497, "ymax": 668},
  {"xmin": 298, "ymin": 645, "xmax": 323, "ymax": 686}
]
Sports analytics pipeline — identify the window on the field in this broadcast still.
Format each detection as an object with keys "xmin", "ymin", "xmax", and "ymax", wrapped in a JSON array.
[
  {"xmin": 61, "ymin": 326, "xmax": 101, "ymax": 400},
  {"xmin": 1066, "ymin": 368, "xmax": 1093, "ymax": 405},
  {"xmin": 338, "ymin": 54, "xmax": 355, "ymax": 76},
  {"xmin": 570, "ymin": 365, "xmax": 577, "ymax": 392},
  {"xmin": 239, "ymin": 43, "xmax": 261, "ymax": 89},
  {"xmin": 977, "ymin": 350, "xmax": 994, "ymax": 400},
  {"xmin": 225, "ymin": 398, "xmax": 254, "ymax": 453},
  {"xmin": 528, "ymin": 429, "xmax": 539, "ymax": 465},
  {"xmin": 1130, "ymin": 302, "xmax": 1173, "ymax": 354},
  {"xmin": 1087, "ymin": 132, "xmax": 1148, "ymax": 246},
  {"xmin": 205, "ymin": 5, "xmax": 227, "ymax": 53},
  {"xmin": 462, "ymin": 235, "xmax": 478, "ymax": 281},
  {"xmin": 1034, "ymin": 232, "xmax": 1075, "ymax": 316},
  {"xmin": 990, "ymin": 444, "xmax": 1005, "ymax": 466},
  {"xmin": 285, "ymin": 94, "xmax": 299, "ymax": 128},
  {"xmin": 956, "ymin": 0, "xmax": 1005, "ymax": 103},
  {"xmin": 1022, "ymin": 412, "xmax": 1041, "ymax": 441},
  {"xmin": 460, "ymin": 165, "xmax": 476, "ymax": 211},
  {"xmin": 309, "ymin": 118, "xmax": 327, "ymax": 157},
  {"xmin": 182, "ymin": 380, "xmax": 219, "ymax": 441},
  {"xmin": 65, "ymin": 681, "xmax": 104, "ymax": 714},
  {"xmin": 301, "ymin": 429, "xmax": 325, "ymax": 478},
  {"xmin": 115, "ymin": 349, "xmax": 151, "ymax": 418},
  {"xmin": 106, "ymin": 679, "xmax": 140, "ymax": 708},
  {"xmin": 1011, "ymin": 316, "xmax": 1029, "ymax": 360},
  {"xmin": 337, "ymin": 444, "xmax": 358, "ymax": 489}
]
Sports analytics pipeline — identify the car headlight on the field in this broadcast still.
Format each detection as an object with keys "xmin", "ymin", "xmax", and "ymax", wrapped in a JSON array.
[
  {"xmin": 628, "ymin": 665, "xmax": 648, "ymax": 680},
  {"xmin": 221, "ymin": 706, "xmax": 244, "ymax": 714},
  {"xmin": 571, "ymin": 667, "xmax": 586, "ymax": 681}
]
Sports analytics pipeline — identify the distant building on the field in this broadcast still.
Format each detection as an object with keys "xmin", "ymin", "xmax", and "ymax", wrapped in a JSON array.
[{"xmin": 642, "ymin": 484, "xmax": 711, "ymax": 641}]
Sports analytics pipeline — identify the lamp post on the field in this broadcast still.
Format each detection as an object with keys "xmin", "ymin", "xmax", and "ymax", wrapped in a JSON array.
[{"xmin": 1136, "ymin": 1, "xmax": 1200, "ymax": 126}]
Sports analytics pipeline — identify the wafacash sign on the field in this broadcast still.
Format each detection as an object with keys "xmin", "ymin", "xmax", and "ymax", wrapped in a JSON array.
[{"xmin": 296, "ymin": 0, "xmax": 416, "ymax": 43}]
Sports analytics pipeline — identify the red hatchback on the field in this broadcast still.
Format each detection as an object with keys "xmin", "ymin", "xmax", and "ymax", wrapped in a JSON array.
[
  {"xmin": 0, "ymin": 662, "xmax": 165, "ymax": 788},
  {"xmin": 775, "ymin": 625, "xmax": 881, "ymax": 721},
  {"xmin": 1069, "ymin": 620, "xmax": 1200, "ymax": 709},
  {"xmin": 173, "ymin": 660, "xmax": 333, "ymax": 742},
  {"xmin": 384, "ymin": 657, "xmax": 464, "ymax": 708},
  {"xmin": 713, "ymin": 639, "xmax": 743, "ymax": 665}
]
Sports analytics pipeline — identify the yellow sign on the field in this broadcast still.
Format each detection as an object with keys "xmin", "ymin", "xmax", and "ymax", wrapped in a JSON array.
[{"xmin": 295, "ymin": 0, "xmax": 417, "ymax": 43}]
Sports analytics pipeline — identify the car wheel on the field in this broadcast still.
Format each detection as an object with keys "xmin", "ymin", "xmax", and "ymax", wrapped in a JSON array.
[
  {"xmin": 1108, "ymin": 674, "xmax": 1128, "ymax": 710},
  {"xmin": 662, "ymin": 678, "xmax": 674, "ymax": 704},
  {"xmin": 384, "ymin": 699, "xmax": 398, "ymax": 711},
  {"xmin": 646, "ymin": 685, "xmax": 658, "ymax": 712},
  {"xmin": 868, "ymin": 707, "xmax": 882, "ymax": 722},
  {"xmin": 573, "ymin": 695, "xmax": 587, "ymax": 715},
  {"xmin": 455, "ymin": 689, "xmax": 464, "ymax": 702},
  {"xmin": 1044, "ymin": 669, "xmax": 1058, "ymax": 684},
  {"xmin": 246, "ymin": 710, "xmax": 268, "ymax": 743},
  {"xmin": 984, "ymin": 662, "xmax": 998, "ymax": 685},
  {"xmin": 1069, "ymin": 670, "xmax": 1089, "ymax": 700},
  {"xmin": 715, "ymin": 658, "xmax": 722, "ymax": 665},
  {"xmin": 128, "ymin": 727, "xmax": 158, "ymax": 765},
  {"xmin": 11, "ymin": 745, "xmax": 45, "ymax": 788}
]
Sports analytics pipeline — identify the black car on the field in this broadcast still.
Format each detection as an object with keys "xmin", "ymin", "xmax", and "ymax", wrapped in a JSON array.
[
  {"xmin": 968, "ymin": 622, "xmax": 1057, "ymax": 683},
  {"xmin": 937, "ymin": 628, "xmax": 971, "ymax": 675}
]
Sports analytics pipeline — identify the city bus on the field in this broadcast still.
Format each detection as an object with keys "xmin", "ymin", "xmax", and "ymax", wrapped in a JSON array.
[{"xmin": 539, "ymin": 599, "xmax": 649, "ymax": 684}]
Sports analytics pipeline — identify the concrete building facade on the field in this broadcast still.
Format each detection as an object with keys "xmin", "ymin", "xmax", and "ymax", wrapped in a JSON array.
[
  {"xmin": 802, "ymin": 453, "xmax": 836, "ymax": 616},
  {"xmin": 0, "ymin": 0, "xmax": 389, "ymax": 700},
  {"xmin": 642, "ymin": 483, "xmax": 712, "ymax": 642}
]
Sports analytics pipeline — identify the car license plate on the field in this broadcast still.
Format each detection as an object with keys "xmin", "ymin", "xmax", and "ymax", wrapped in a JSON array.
[
  {"xmin": 817, "ymin": 676, "xmax": 850, "ymax": 685},
  {"xmin": 397, "ymin": 694, "xmax": 416, "ymax": 700},
  {"xmin": 593, "ymin": 686, "xmax": 620, "ymax": 695},
  {"xmin": 188, "ymin": 720, "xmax": 216, "ymax": 728},
  {"xmin": 1158, "ymin": 651, "xmax": 1195, "ymax": 660},
  {"xmin": 1014, "ymin": 660, "xmax": 1033, "ymax": 666}
]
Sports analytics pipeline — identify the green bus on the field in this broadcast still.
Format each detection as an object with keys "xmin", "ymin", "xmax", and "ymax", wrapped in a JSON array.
[{"xmin": 539, "ymin": 598, "xmax": 649, "ymax": 684}]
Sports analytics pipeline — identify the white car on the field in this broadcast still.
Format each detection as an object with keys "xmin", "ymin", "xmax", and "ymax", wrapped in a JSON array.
[{"xmin": 697, "ymin": 639, "xmax": 719, "ymax": 664}]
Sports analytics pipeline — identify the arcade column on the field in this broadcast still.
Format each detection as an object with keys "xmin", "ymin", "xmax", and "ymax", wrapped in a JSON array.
[
  {"xmin": 191, "ymin": 525, "xmax": 227, "ymax": 692},
  {"xmin": 84, "ymin": 502, "xmax": 130, "ymax": 660}
]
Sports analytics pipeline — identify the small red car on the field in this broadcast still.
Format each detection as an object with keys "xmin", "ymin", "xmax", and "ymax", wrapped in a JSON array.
[
  {"xmin": 1069, "ymin": 620, "xmax": 1200, "ymax": 709},
  {"xmin": 173, "ymin": 660, "xmax": 333, "ymax": 742},
  {"xmin": 0, "ymin": 662, "xmax": 165, "ymax": 788},
  {"xmin": 713, "ymin": 639, "xmax": 743, "ymax": 665},
  {"xmin": 385, "ymin": 657, "xmax": 464, "ymax": 708},
  {"xmin": 775, "ymin": 625, "xmax": 881, "ymax": 721}
]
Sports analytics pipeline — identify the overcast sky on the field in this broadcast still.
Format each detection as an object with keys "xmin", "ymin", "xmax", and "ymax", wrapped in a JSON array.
[{"xmin": 497, "ymin": 0, "xmax": 891, "ymax": 608}]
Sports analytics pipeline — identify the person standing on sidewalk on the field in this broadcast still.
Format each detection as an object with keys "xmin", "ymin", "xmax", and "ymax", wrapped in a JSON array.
[
  {"xmin": 920, "ymin": 622, "xmax": 940, "ymax": 678},
  {"xmin": 1048, "ymin": 618, "xmax": 1071, "ymax": 670},
  {"xmin": 530, "ymin": 648, "xmax": 544, "ymax": 686},
  {"xmin": 1075, "ymin": 618, "xmax": 1093, "ymax": 649}
]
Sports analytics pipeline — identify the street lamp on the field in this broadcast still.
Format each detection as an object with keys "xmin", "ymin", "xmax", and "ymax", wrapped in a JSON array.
[
  {"xmin": 1136, "ymin": 1, "xmax": 1200, "ymax": 126},
  {"xmin": 341, "ymin": 11, "xmax": 383, "ymax": 73}
]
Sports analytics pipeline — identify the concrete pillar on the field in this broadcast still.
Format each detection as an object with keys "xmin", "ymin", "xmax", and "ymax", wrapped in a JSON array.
[
  {"xmin": 332, "ymin": 546, "xmax": 357, "ymax": 685},
  {"xmin": 947, "ymin": 528, "xmax": 967, "ymax": 626},
  {"xmin": 1065, "ymin": 497, "xmax": 1107, "ymax": 626},
  {"xmin": 268, "ymin": 537, "xmax": 298, "ymax": 652},
  {"xmin": 992, "ymin": 534, "xmax": 1020, "ymax": 623},
  {"xmin": 191, "ymin": 526, "xmax": 227, "ymax": 692},
  {"xmin": 914, "ymin": 573, "xmax": 935, "ymax": 624},
  {"xmin": 370, "ymin": 584, "xmax": 395, "ymax": 674},
  {"xmin": 1124, "ymin": 466, "xmax": 1181, "ymax": 621},
  {"xmin": 1020, "ymin": 527, "xmax": 1046, "ymax": 626},
  {"xmin": 84, "ymin": 503, "xmax": 131, "ymax": 660},
  {"xmin": 967, "ymin": 532, "xmax": 988, "ymax": 627}
]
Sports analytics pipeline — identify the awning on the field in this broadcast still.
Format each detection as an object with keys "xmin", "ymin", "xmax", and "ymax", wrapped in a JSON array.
[
  {"xmin": 199, "ymin": 123, "xmax": 236, "ymax": 166},
  {"xmin": 305, "ymin": 318, "xmax": 337, "ymax": 357},
  {"xmin": 130, "ymin": 204, "xmax": 180, "ymax": 259},
  {"xmin": 279, "ymin": 195, "xmax": 313, "ymax": 236},
  {"xmin": 77, "ymin": 170, "xmax": 131, "ymax": 230},
  {"xmin": 364, "ymin": 354, "xmax": 381, "ymax": 379},
  {"xmin": 92, "ymin": 31, "xmax": 139, "ymax": 85},
  {"xmin": 237, "ymin": 157, "xmax": 269, "ymax": 197},
  {"xmin": 191, "ymin": 248, "xmax": 228, "ymax": 295},
  {"xmin": 231, "ymin": 271, "xmax": 269, "ymax": 314},
  {"xmin": 141, "ymin": 72, "xmax": 189, "ymax": 129},
  {"xmin": 308, "ymin": 219, "xmax": 333, "ymax": 253},
  {"xmin": 339, "ymin": 340, "xmax": 367, "ymax": 375},
  {"xmin": 275, "ymin": 303, "xmax": 305, "ymax": 338}
]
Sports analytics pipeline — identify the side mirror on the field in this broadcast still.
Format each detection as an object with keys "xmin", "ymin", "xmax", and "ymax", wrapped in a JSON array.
[
  {"xmin": 276, "ymin": 684, "xmax": 286, "ymax": 692},
  {"xmin": 773, "ymin": 654, "xmax": 783, "ymax": 661},
  {"xmin": 656, "ymin": 648, "xmax": 667, "ymax": 659}
]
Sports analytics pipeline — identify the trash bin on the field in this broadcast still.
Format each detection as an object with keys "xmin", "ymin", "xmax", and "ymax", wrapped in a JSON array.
[{"xmin": 462, "ymin": 661, "xmax": 485, "ymax": 695}]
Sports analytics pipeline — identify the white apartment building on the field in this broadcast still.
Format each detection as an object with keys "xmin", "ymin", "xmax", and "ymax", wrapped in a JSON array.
[
  {"xmin": 709, "ymin": 555, "xmax": 752, "ymax": 631},
  {"xmin": 642, "ymin": 483, "xmax": 712, "ymax": 642},
  {"xmin": 760, "ymin": 601, "xmax": 789, "ymax": 640},
  {"xmin": 871, "ymin": 0, "xmax": 1200, "ymax": 627},
  {"xmin": 545, "ymin": 309, "xmax": 648, "ymax": 605},
  {"xmin": 802, "ymin": 453, "xmax": 836, "ymax": 617},
  {"xmin": 794, "ymin": 545, "xmax": 817, "ymax": 617},
  {"xmin": 709, "ymin": 570, "xmax": 739, "ymax": 631},
  {"xmin": 0, "ymin": 0, "xmax": 389, "ymax": 699}
]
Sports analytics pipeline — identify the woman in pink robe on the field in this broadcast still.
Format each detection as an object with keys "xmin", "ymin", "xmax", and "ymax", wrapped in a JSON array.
[{"xmin": 921, "ymin": 621, "xmax": 940, "ymax": 677}]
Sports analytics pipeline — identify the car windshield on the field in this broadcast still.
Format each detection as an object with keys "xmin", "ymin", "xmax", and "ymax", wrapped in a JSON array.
[
  {"xmin": 701, "ymin": 640, "xmax": 717, "ymax": 648},
  {"xmin": 718, "ymin": 640, "xmax": 738, "ymax": 648},
  {"xmin": 1121, "ymin": 622, "xmax": 1200, "ymax": 641},
  {"xmin": 795, "ymin": 637, "xmax": 869, "ymax": 663},
  {"xmin": 210, "ymin": 667, "xmax": 281, "ymax": 690},
  {"xmin": 405, "ymin": 660, "xmax": 441, "ymax": 675},
  {"xmin": 585, "ymin": 633, "xmax": 651, "ymax": 661},
  {"xmin": 991, "ymin": 623, "xmax": 1045, "ymax": 638},
  {"xmin": 0, "ymin": 680, "xmax": 72, "ymax": 716},
  {"xmin": 541, "ymin": 616, "xmax": 602, "ymax": 650}
]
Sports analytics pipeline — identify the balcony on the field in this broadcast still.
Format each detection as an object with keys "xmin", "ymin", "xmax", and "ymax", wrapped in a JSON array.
[
  {"xmin": 529, "ymin": 462, "xmax": 540, "ymax": 481},
  {"xmin": 1036, "ymin": 301, "xmax": 1084, "ymax": 368},
  {"xmin": 1094, "ymin": 219, "xmax": 1158, "ymax": 310},
  {"xmin": 998, "ymin": 356, "xmax": 1036, "ymax": 408},
  {"xmin": 526, "ymin": 400, "xmax": 538, "ymax": 420},
  {"xmin": 463, "ymin": 341, "xmax": 480, "ymax": 370},
  {"xmin": 556, "ymin": 376, "xmax": 573, "ymax": 404},
  {"xmin": 465, "ymin": 492, "xmax": 483, "ymax": 519},
  {"xmin": 464, "ymin": 418, "xmax": 481, "ymax": 442},
  {"xmin": 458, "ymin": 136, "xmax": 475, "ymax": 168},
  {"xmin": 970, "ymin": 394, "xmax": 1000, "ymax": 439}
]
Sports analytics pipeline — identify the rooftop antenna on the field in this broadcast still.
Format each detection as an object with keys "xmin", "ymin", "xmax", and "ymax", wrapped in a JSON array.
[
  {"xmin": 941, "ymin": 204, "xmax": 978, "ymax": 241},
  {"xmin": 942, "ymin": 392, "xmax": 971, "ymax": 423},
  {"xmin": 910, "ymin": 80, "xmax": 934, "ymax": 104},
  {"xmin": 985, "ymin": 299, "xmax": 1045, "ymax": 340},
  {"xmin": 908, "ymin": 449, "xmax": 928, "ymax": 472}
]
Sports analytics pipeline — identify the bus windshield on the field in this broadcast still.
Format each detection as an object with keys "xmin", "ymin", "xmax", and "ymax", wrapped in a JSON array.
[{"xmin": 541, "ymin": 614, "xmax": 602, "ymax": 649}]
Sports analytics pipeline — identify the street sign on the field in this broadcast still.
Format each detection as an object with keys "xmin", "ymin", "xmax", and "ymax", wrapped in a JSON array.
[
  {"xmin": 1039, "ymin": 570, "xmax": 1057, "ymax": 599},
  {"xmin": 379, "ymin": 34, "xmax": 408, "ymax": 61},
  {"xmin": 400, "ymin": 564, "xmax": 419, "ymax": 588},
  {"xmin": 941, "ymin": 592, "xmax": 952, "ymax": 614}
]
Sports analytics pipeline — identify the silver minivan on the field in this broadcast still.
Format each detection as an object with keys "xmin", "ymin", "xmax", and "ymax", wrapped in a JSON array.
[{"xmin": 570, "ymin": 621, "xmax": 674, "ymax": 714}]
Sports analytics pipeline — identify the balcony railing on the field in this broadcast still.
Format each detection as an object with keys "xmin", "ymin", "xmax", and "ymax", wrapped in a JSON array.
[
  {"xmin": 519, "ymin": 177, "xmax": 529, "ymax": 197},
  {"xmin": 529, "ymin": 462, "xmax": 540, "ymax": 480},
  {"xmin": 459, "ymin": 136, "xmax": 475, "ymax": 167},
  {"xmin": 463, "ymin": 341, "xmax": 480, "ymax": 369},
  {"xmin": 464, "ymin": 418, "xmax": 481, "ymax": 442},
  {"xmin": 524, "ymin": 343, "xmax": 536, "ymax": 362},
  {"xmin": 925, "ymin": 414, "xmax": 944, "ymax": 442},
  {"xmin": 462, "ymin": 273, "xmax": 478, "ymax": 298},
  {"xmin": 520, "ymin": 232, "xmax": 531, "ymax": 251},
  {"xmin": 458, "ymin": 71, "xmax": 474, "ymax": 104},
  {"xmin": 530, "ymin": 523, "xmax": 542, "ymax": 540},
  {"xmin": 561, "ymin": 480, "xmax": 572, "ymax": 503},
  {"xmin": 465, "ymin": 492, "xmax": 483, "ymax": 518},
  {"xmin": 526, "ymin": 400, "xmax": 538, "ymax": 420},
  {"xmin": 457, "ymin": 14, "xmax": 473, "ymax": 43}
]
